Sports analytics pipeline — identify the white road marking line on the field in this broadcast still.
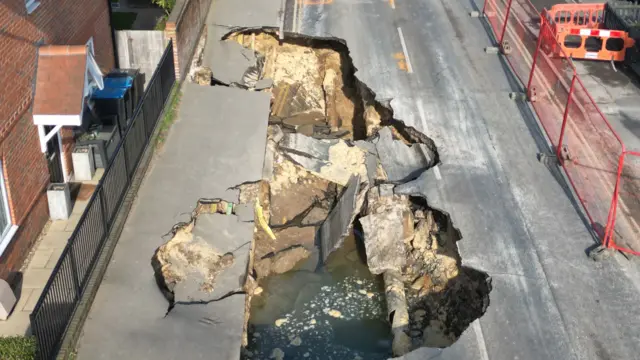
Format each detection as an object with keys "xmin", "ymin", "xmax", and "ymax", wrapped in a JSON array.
[
  {"xmin": 473, "ymin": 320, "xmax": 491, "ymax": 360},
  {"xmin": 417, "ymin": 100, "xmax": 428, "ymax": 132},
  {"xmin": 417, "ymin": 100, "xmax": 441, "ymax": 180},
  {"xmin": 434, "ymin": 165, "xmax": 442, "ymax": 180},
  {"xmin": 397, "ymin": 27, "xmax": 413, "ymax": 74}
]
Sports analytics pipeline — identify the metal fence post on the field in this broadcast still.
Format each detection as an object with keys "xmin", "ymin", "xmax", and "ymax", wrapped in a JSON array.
[
  {"xmin": 603, "ymin": 153, "xmax": 625, "ymax": 248},
  {"xmin": 98, "ymin": 187, "xmax": 110, "ymax": 233},
  {"xmin": 527, "ymin": 17, "xmax": 545, "ymax": 95},
  {"xmin": 69, "ymin": 245, "xmax": 82, "ymax": 301},
  {"xmin": 498, "ymin": 0, "xmax": 513, "ymax": 44},
  {"xmin": 123, "ymin": 135, "xmax": 132, "ymax": 182},
  {"xmin": 556, "ymin": 73, "xmax": 577, "ymax": 162}
]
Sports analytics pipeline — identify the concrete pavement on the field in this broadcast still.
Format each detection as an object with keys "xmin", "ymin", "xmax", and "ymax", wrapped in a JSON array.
[{"xmin": 75, "ymin": 85, "xmax": 269, "ymax": 359}]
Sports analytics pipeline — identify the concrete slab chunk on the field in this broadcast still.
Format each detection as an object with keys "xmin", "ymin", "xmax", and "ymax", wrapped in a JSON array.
[
  {"xmin": 319, "ymin": 175, "xmax": 361, "ymax": 263},
  {"xmin": 393, "ymin": 167, "xmax": 435, "ymax": 197},
  {"xmin": 170, "ymin": 214, "xmax": 252, "ymax": 303},
  {"xmin": 207, "ymin": 37, "xmax": 258, "ymax": 85},
  {"xmin": 164, "ymin": 295, "xmax": 246, "ymax": 359},
  {"xmin": 376, "ymin": 127, "xmax": 434, "ymax": 183},
  {"xmin": 280, "ymin": 133, "xmax": 337, "ymax": 160},
  {"xmin": 360, "ymin": 208, "xmax": 406, "ymax": 274},
  {"xmin": 255, "ymin": 78, "xmax": 274, "ymax": 90},
  {"xmin": 280, "ymin": 133, "xmax": 371, "ymax": 186}
]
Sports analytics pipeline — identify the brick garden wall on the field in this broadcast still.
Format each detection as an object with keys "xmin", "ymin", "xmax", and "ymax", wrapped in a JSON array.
[
  {"xmin": 165, "ymin": 0, "xmax": 212, "ymax": 80},
  {"xmin": 0, "ymin": 0, "xmax": 115, "ymax": 284}
]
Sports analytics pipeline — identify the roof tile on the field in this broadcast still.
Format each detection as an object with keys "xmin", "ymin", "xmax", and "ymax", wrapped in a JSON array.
[{"xmin": 33, "ymin": 45, "xmax": 88, "ymax": 116}]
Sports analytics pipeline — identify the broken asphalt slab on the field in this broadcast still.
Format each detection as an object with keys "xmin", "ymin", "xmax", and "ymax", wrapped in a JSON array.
[
  {"xmin": 375, "ymin": 127, "xmax": 435, "ymax": 183},
  {"xmin": 127, "ymin": 84, "xmax": 269, "ymax": 233},
  {"xmin": 360, "ymin": 207, "xmax": 406, "ymax": 275},
  {"xmin": 279, "ymin": 132, "xmax": 375, "ymax": 186},
  {"xmin": 76, "ymin": 84, "xmax": 269, "ymax": 359},
  {"xmin": 319, "ymin": 175, "xmax": 361, "ymax": 263},
  {"xmin": 172, "ymin": 214, "xmax": 253, "ymax": 303},
  {"xmin": 204, "ymin": 30, "xmax": 260, "ymax": 86},
  {"xmin": 203, "ymin": 0, "xmax": 282, "ymax": 85},
  {"xmin": 391, "ymin": 325, "xmax": 485, "ymax": 360},
  {"xmin": 280, "ymin": 132, "xmax": 338, "ymax": 160}
]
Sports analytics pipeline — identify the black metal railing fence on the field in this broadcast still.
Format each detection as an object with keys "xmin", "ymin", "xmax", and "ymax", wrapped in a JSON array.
[{"xmin": 30, "ymin": 40, "xmax": 176, "ymax": 360}]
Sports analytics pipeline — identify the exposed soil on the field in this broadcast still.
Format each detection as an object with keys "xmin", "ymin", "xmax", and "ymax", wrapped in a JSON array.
[
  {"xmin": 229, "ymin": 31, "xmax": 386, "ymax": 140},
  {"xmin": 151, "ymin": 222, "xmax": 234, "ymax": 302},
  {"xmin": 401, "ymin": 197, "xmax": 491, "ymax": 349}
]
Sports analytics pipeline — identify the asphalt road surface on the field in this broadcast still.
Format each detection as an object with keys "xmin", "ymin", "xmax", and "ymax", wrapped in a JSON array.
[{"xmin": 289, "ymin": 0, "xmax": 640, "ymax": 358}]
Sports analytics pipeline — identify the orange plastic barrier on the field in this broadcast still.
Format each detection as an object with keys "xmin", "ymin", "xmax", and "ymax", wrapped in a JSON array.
[
  {"xmin": 541, "ymin": 7, "xmax": 636, "ymax": 62},
  {"xmin": 546, "ymin": 3, "xmax": 605, "ymax": 31},
  {"xmin": 482, "ymin": 0, "xmax": 640, "ymax": 256}
]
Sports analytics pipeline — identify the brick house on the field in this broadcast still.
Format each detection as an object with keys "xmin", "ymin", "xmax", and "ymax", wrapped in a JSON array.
[{"xmin": 0, "ymin": 0, "xmax": 116, "ymax": 285}]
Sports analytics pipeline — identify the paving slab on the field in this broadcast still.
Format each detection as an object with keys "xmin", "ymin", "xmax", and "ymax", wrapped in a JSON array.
[
  {"xmin": 203, "ymin": 0, "xmax": 281, "ymax": 87},
  {"xmin": 77, "ymin": 84, "xmax": 269, "ymax": 359},
  {"xmin": 173, "ymin": 214, "xmax": 252, "ymax": 303},
  {"xmin": 204, "ymin": 29, "xmax": 259, "ymax": 86}
]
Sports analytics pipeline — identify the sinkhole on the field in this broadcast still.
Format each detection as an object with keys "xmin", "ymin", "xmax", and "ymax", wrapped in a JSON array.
[{"xmin": 157, "ymin": 29, "xmax": 495, "ymax": 359}]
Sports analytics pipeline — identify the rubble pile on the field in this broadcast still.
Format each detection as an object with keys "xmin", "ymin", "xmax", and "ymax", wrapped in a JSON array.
[
  {"xmin": 242, "ymin": 123, "xmax": 491, "ymax": 356},
  {"xmin": 229, "ymin": 31, "xmax": 386, "ymax": 140}
]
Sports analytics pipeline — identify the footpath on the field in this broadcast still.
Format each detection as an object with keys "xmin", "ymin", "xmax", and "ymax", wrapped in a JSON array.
[
  {"xmin": 0, "ymin": 175, "xmax": 102, "ymax": 337},
  {"xmin": 75, "ymin": 83, "xmax": 270, "ymax": 359}
]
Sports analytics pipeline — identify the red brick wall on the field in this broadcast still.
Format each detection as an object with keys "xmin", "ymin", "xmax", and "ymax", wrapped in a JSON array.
[
  {"xmin": 0, "ymin": 195, "xmax": 48, "ymax": 285},
  {"xmin": 0, "ymin": 0, "xmax": 115, "ymax": 283},
  {"xmin": 165, "ymin": 0, "xmax": 212, "ymax": 80},
  {"xmin": 2, "ymin": 115, "xmax": 49, "ymax": 225}
]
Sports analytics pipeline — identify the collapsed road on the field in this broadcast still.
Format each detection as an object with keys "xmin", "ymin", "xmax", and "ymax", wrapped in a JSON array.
[
  {"xmin": 76, "ymin": 0, "xmax": 640, "ymax": 359},
  {"xmin": 289, "ymin": 0, "xmax": 640, "ymax": 359},
  {"xmin": 182, "ymin": 30, "xmax": 492, "ymax": 359}
]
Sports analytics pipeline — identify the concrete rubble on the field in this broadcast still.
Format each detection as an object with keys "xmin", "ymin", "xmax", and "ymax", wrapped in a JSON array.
[
  {"xmin": 279, "ymin": 133, "xmax": 374, "ymax": 186},
  {"xmin": 360, "ymin": 208, "xmax": 406, "ymax": 275}
]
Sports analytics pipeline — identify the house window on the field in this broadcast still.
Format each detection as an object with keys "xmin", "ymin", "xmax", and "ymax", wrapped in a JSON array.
[
  {"xmin": 25, "ymin": 0, "xmax": 40, "ymax": 14},
  {"xmin": 0, "ymin": 162, "xmax": 18, "ymax": 256}
]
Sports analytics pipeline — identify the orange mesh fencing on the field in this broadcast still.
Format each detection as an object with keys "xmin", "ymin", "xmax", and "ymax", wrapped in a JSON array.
[
  {"xmin": 559, "ymin": 75, "xmax": 623, "ymax": 242},
  {"xmin": 483, "ymin": 0, "xmax": 510, "ymax": 42},
  {"xmin": 609, "ymin": 152, "xmax": 640, "ymax": 256},
  {"xmin": 501, "ymin": 0, "xmax": 541, "ymax": 85},
  {"xmin": 527, "ymin": 20, "xmax": 574, "ymax": 143},
  {"xmin": 482, "ymin": 0, "xmax": 640, "ymax": 255}
]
